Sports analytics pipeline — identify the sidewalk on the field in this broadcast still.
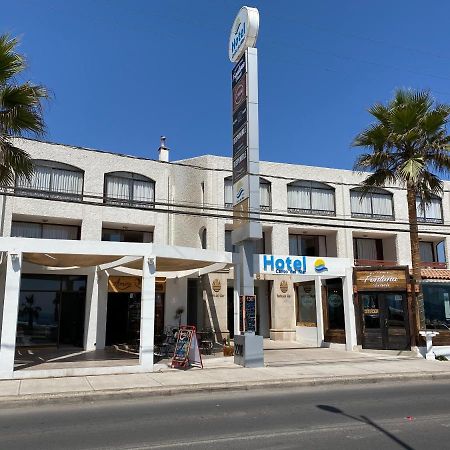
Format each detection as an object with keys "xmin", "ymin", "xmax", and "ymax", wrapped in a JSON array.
[{"xmin": 2, "ymin": 342, "xmax": 450, "ymax": 406}]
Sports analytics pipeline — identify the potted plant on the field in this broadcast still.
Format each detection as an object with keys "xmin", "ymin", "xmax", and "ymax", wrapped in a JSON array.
[
  {"xmin": 174, "ymin": 307, "xmax": 184, "ymax": 328},
  {"xmin": 223, "ymin": 337, "xmax": 234, "ymax": 357}
]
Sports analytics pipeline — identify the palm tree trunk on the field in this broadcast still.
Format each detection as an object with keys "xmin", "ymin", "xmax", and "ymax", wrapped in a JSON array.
[{"xmin": 406, "ymin": 184, "xmax": 425, "ymax": 331}]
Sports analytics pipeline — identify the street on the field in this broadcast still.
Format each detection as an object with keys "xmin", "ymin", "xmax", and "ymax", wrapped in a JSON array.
[{"xmin": 1, "ymin": 380, "xmax": 450, "ymax": 449}]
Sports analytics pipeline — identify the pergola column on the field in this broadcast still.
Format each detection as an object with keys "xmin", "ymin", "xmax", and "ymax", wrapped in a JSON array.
[
  {"xmin": 0, "ymin": 252, "xmax": 22, "ymax": 379},
  {"xmin": 140, "ymin": 256, "xmax": 156, "ymax": 371},
  {"xmin": 343, "ymin": 268, "xmax": 357, "ymax": 351},
  {"xmin": 314, "ymin": 276, "xmax": 324, "ymax": 347}
]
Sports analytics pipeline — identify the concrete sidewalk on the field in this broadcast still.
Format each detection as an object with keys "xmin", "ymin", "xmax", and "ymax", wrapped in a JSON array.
[{"xmin": 2, "ymin": 344, "xmax": 450, "ymax": 405}]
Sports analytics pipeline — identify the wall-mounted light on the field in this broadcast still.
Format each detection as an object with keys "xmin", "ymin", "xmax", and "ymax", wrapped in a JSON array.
[
  {"xmin": 147, "ymin": 257, "xmax": 155, "ymax": 265},
  {"xmin": 9, "ymin": 252, "xmax": 19, "ymax": 261}
]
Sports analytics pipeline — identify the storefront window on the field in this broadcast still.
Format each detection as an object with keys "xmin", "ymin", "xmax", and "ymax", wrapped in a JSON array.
[
  {"xmin": 423, "ymin": 283, "xmax": 450, "ymax": 330},
  {"xmin": 297, "ymin": 283, "xmax": 317, "ymax": 326},
  {"xmin": 16, "ymin": 275, "xmax": 87, "ymax": 347},
  {"xmin": 326, "ymin": 280, "xmax": 345, "ymax": 329}
]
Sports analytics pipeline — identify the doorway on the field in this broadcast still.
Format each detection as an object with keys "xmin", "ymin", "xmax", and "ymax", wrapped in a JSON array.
[
  {"xmin": 360, "ymin": 292, "xmax": 410, "ymax": 350},
  {"xmin": 105, "ymin": 292, "xmax": 165, "ymax": 346}
]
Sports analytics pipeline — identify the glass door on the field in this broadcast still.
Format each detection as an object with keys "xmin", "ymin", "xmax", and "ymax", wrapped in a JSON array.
[
  {"xmin": 361, "ymin": 293, "xmax": 383, "ymax": 349},
  {"xmin": 384, "ymin": 293, "xmax": 410, "ymax": 350}
]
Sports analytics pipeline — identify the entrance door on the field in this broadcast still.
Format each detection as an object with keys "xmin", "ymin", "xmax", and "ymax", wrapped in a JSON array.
[
  {"xmin": 227, "ymin": 287, "xmax": 234, "ymax": 338},
  {"xmin": 59, "ymin": 292, "xmax": 85, "ymax": 347},
  {"xmin": 361, "ymin": 292, "xmax": 410, "ymax": 350}
]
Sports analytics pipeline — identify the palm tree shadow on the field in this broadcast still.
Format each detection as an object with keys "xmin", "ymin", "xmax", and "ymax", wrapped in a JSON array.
[{"xmin": 316, "ymin": 404, "xmax": 414, "ymax": 450}]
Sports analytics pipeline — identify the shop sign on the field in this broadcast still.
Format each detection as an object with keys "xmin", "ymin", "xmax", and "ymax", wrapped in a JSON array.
[
  {"xmin": 228, "ymin": 6, "xmax": 259, "ymax": 62},
  {"xmin": 233, "ymin": 198, "xmax": 249, "ymax": 226},
  {"xmin": 233, "ymin": 101, "xmax": 247, "ymax": 135},
  {"xmin": 355, "ymin": 270, "xmax": 407, "ymax": 291},
  {"xmin": 258, "ymin": 254, "xmax": 351, "ymax": 277},
  {"xmin": 233, "ymin": 150, "xmax": 248, "ymax": 184},
  {"xmin": 108, "ymin": 276, "xmax": 165, "ymax": 293},
  {"xmin": 276, "ymin": 279, "xmax": 291, "ymax": 299},
  {"xmin": 328, "ymin": 293, "xmax": 343, "ymax": 307},
  {"xmin": 211, "ymin": 278, "xmax": 224, "ymax": 298}
]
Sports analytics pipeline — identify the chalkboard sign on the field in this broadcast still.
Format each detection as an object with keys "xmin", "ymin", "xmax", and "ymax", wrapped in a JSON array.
[
  {"xmin": 244, "ymin": 296, "xmax": 256, "ymax": 333},
  {"xmin": 171, "ymin": 326, "xmax": 203, "ymax": 369},
  {"xmin": 239, "ymin": 296, "xmax": 244, "ymax": 332}
]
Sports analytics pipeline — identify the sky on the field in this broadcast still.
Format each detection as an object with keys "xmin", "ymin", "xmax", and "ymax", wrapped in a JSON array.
[{"xmin": 2, "ymin": 1, "xmax": 450, "ymax": 170}]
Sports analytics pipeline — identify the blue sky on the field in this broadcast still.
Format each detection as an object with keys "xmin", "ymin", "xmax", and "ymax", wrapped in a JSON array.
[{"xmin": 2, "ymin": 1, "xmax": 450, "ymax": 169}]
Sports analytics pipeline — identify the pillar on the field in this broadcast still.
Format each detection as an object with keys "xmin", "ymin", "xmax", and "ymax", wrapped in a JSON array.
[
  {"xmin": 270, "ymin": 275, "xmax": 296, "ymax": 341},
  {"xmin": 0, "ymin": 252, "xmax": 22, "ymax": 379},
  {"xmin": 83, "ymin": 267, "xmax": 99, "ymax": 351},
  {"xmin": 314, "ymin": 276, "xmax": 324, "ymax": 347},
  {"xmin": 343, "ymin": 268, "xmax": 357, "ymax": 351},
  {"xmin": 140, "ymin": 256, "xmax": 155, "ymax": 371},
  {"xmin": 95, "ymin": 271, "xmax": 109, "ymax": 350},
  {"xmin": 234, "ymin": 259, "xmax": 241, "ymax": 335}
]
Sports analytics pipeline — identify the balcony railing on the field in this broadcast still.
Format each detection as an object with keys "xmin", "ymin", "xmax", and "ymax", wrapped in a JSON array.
[
  {"xmin": 420, "ymin": 261, "xmax": 447, "ymax": 269},
  {"xmin": 354, "ymin": 259, "xmax": 397, "ymax": 267}
]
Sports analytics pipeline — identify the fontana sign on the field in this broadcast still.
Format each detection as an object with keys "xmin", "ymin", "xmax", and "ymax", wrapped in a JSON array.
[{"xmin": 258, "ymin": 254, "xmax": 352, "ymax": 277}]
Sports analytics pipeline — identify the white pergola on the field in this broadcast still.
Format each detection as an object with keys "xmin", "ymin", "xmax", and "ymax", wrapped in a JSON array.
[{"xmin": 0, "ymin": 238, "xmax": 232, "ymax": 379}]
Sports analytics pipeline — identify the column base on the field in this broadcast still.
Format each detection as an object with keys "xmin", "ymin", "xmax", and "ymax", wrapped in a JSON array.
[{"xmin": 270, "ymin": 329, "xmax": 296, "ymax": 341}]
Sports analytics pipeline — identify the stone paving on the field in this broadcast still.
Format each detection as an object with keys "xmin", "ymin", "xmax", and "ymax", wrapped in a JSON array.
[{"xmin": 2, "ymin": 340, "xmax": 450, "ymax": 402}]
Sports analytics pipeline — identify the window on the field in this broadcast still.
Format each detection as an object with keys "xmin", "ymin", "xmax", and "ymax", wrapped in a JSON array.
[
  {"xmin": 225, "ymin": 230, "xmax": 234, "ymax": 252},
  {"xmin": 420, "ymin": 240, "xmax": 446, "ymax": 267},
  {"xmin": 350, "ymin": 188, "xmax": 393, "ymax": 220},
  {"xmin": 287, "ymin": 181, "xmax": 335, "ymax": 216},
  {"xmin": 102, "ymin": 228, "xmax": 153, "ymax": 243},
  {"xmin": 416, "ymin": 196, "xmax": 443, "ymax": 223},
  {"xmin": 224, "ymin": 178, "xmax": 233, "ymax": 208},
  {"xmin": 104, "ymin": 172, "xmax": 155, "ymax": 208},
  {"xmin": 201, "ymin": 227, "xmax": 207, "ymax": 249},
  {"xmin": 289, "ymin": 234, "xmax": 326, "ymax": 257},
  {"xmin": 11, "ymin": 221, "xmax": 80, "ymax": 240},
  {"xmin": 225, "ymin": 229, "xmax": 267, "ymax": 253},
  {"xmin": 259, "ymin": 178, "xmax": 271, "ymax": 211},
  {"xmin": 16, "ymin": 275, "xmax": 86, "ymax": 347},
  {"xmin": 297, "ymin": 282, "xmax": 317, "ymax": 326},
  {"xmin": 15, "ymin": 161, "xmax": 83, "ymax": 200},
  {"xmin": 423, "ymin": 283, "xmax": 450, "ymax": 330},
  {"xmin": 224, "ymin": 177, "xmax": 271, "ymax": 211},
  {"xmin": 353, "ymin": 238, "xmax": 383, "ymax": 261}
]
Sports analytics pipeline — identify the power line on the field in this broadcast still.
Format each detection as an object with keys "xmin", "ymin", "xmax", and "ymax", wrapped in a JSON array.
[{"xmin": 4, "ymin": 188, "xmax": 450, "ymax": 238}]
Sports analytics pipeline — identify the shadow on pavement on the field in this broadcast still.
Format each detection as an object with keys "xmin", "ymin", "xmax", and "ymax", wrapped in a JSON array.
[{"xmin": 316, "ymin": 404, "xmax": 414, "ymax": 450}]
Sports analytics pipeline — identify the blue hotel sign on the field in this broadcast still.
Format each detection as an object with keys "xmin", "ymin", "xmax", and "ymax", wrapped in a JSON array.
[{"xmin": 259, "ymin": 254, "xmax": 350, "ymax": 276}]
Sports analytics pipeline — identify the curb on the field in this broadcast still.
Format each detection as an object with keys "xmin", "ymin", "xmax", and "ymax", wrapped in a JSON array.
[{"xmin": 1, "ymin": 371, "xmax": 450, "ymax": 408}]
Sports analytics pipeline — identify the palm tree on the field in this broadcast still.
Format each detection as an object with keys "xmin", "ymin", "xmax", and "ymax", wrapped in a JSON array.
[
  {"xmin": 0, "ymin": 34, "xmax": 49, "ymax": 187},
  {"xmin": 353, "ymin": 89, "xmax": 450, "ymax": 332}
]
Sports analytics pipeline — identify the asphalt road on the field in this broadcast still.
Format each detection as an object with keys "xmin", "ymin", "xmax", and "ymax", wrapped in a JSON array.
[{"xmin": 1, "ymin": 381, "xmax": 450, "ymax": 450}]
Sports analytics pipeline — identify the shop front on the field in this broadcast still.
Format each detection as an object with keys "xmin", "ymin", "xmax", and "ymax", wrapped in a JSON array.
[
  {"xmin": 422, "ymin": 273, "xmax": 450, "ymax": 353},
  {"xmin": 16, "ymin": 274, "xmax": 87, "ymax": 348},
  {"xmin": 106, "ymin": 276, "xmax": 165, "ymax": 347},
  {"xmin": 354, "ymin": 267, "xmax": 411, "ymax": 350},
  {"xmin": 256, "ymin": 254, "xmax": 356, "ymax": 350}
]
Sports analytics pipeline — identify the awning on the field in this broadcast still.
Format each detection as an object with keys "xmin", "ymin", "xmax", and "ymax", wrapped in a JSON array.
[
  {"xmin": 24, "ymin": 253, "xmax": 214, "ymax": 272},
  {"xmin": 421, "ymin": 268, "xmax": 450, "ymax": 281}
]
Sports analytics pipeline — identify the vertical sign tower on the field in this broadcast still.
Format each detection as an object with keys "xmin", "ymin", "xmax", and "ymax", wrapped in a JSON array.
[{"xmin": 229, "ymin": 6, "xmax": 264, "ymax": 367}]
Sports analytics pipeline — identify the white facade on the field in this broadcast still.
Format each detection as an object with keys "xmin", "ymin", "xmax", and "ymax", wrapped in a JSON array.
[{"xmin": 0, "ymin": 137, "xmax": 449, "ymax": 380}]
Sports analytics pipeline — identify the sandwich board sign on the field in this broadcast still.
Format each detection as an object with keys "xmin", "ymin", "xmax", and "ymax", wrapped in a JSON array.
[{"xmin": 171, "ymin": 326, "xmax": 203, "ymax": 369}]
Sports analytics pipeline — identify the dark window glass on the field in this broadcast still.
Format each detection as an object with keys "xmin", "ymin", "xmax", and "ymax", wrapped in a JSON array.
[
  {"xmin": 423, "ymin": 283, "xmax": 450, "ymax": 330},
  {"xmin": 326, "ymin": 279, "xmax": 345, "ymax": 330},
  {"xmin": 362, "ymin": 293, "xmax": 380, "ymax": 329},
  {"xmin": 102, "ymin": 228, "xmax": 153, "ymax": 243},
  {"xmin": 16, "ymin": 275, "xmax": 87, "ymax": 347},
  {"xmin": 17, "ymin": 291, "xmax": 60, "ymax": 346},
  {"xmin": 297, "ymin": 282, "xmax": 317, "ymax": 326}
]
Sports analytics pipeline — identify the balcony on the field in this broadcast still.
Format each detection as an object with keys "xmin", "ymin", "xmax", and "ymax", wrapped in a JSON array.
[
  {"xmin": 354, "ymin": 259, "xmax": 397, "ymax": 267},
  {"xmin": 420, "ymin": 261, "xmax": 447, "ymax": 269}
]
